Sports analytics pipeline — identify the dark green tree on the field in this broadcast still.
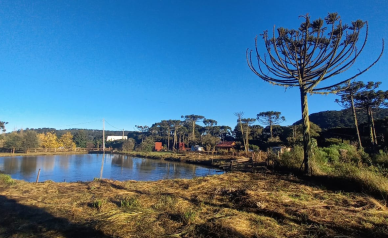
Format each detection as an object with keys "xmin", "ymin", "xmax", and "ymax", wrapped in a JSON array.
[
  {"xmin": 73, "ymin": 130, "xmax": 87, "ymax": 148},
  {"xmin": 181, "ymin": 114, "xmax": 204, "ymax": 141},
  {"xmin": 203, "ymin": 118, "xmax": 218, "ymax": 136},
  {"xmin": 4, "ymin": 133, "xmax": 22, "ymax": 153},
  {"xmin": 257, "ymin": 111, "xmax": 285, "ymax": 138},
  {"xmin": 22, "ymin": 131, "xmax": 39, "ymax": 153},
  {"xmin": 135, "ymin": 125, "xmax": 149, "ymax": 143},
  {"xmin": 335, "ymin": 81, "xmax": 369, "ymax": 149},
  {"xmin": 353, "ymin": 82, "xmax": 388, "ymax": 145},
  {"xmin": 247, "ymin": 13, "xmax": 384, "ymax": 173}
]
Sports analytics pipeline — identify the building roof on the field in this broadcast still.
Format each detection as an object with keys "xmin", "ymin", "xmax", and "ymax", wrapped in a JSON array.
[{"xmin": 216, "ymin": 141, "xmax": 236, "ymax": 148}]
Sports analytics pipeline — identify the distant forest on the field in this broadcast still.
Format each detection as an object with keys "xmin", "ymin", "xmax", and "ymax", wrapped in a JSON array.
[{"xmin": 294, "ymin": 108, "xmax": 388, "ymax": 129}]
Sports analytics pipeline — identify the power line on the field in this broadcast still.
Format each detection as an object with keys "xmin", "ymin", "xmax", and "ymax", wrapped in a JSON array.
[{"xmin": 105, "ymin": 120, "xmax": 123, "ymax": 130}]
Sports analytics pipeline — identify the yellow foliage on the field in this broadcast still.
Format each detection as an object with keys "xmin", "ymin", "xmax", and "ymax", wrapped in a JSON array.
[
  {"xmin": 59, "ymin": 132, "xmax": 76, "ymax": 149},
  {"xmin": 38, "ymin": 132, "xmax": 62, "ymax": 148}
]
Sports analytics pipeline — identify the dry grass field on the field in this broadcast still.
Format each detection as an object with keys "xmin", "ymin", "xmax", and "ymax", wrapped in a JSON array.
[{"xmin": 1, "ymin": 171, "xmax": 387, "ymax": 238}]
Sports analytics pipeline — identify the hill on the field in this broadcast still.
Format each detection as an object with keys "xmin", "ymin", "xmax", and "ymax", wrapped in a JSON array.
[{"xmin": 294, "ymin": 108, "xmax": 388, "ymax": 129}]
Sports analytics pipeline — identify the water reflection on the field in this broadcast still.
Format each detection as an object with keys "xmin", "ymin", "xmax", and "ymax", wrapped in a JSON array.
[
  {"xmin": 20, "ymin": 157, "xmax": 38, "ymax": 176},
  {"xmin": 3, "ymin": 157, "xmax": 19, "ymax": 174},
  {"xmin": 0, "ymin": 154, "xmax": 223, "ymax": 182}
]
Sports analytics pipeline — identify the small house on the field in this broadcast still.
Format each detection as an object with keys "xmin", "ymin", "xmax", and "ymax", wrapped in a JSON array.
[{"xmin": 216, "ymin": 141, "xmax": 236, "ymax": 151}]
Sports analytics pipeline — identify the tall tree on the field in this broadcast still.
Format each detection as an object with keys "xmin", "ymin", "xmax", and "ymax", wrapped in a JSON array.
[
  {"xmin": 170, "ymin": 120, "xmax": 183, "ymax": 150},
  {"xmin": 334, "ymin": 81, "xmax": 368, "ymax": 149},
  {"xmin": 4, "ymin": 132, "xmax": 22, "ymax": 154},
  {"xmin": 59, "ymin": 132, "xmax": 76, "ymax": 150},
  {"xmin": 73, "ymin": 130, "xmax": 87, "ymax": 148},
  {"xmin": 234, "ymin": 112, "xmax": 246, "ymax": 152},
  {"xmin": 181, "ymin": 114, "xmax": 204, "ymax": 142},
  {"xmin": 203, "ymin": 118, "xmax": 218, "ymax": 136},
  {"xmin": 257, "ymin": 111, "xmax": 285, "ymax": 138},
  {"xmin": 22, "ymin": 131, "xmax": 39, "ymax": 153},
  {"xmin": 241, "ymin": 118, "xmax": 256, "ymax": 153},
  {"xmin": 247, "ymin": 13, "xmax": 384, "ymax": 173},
  {"xmin": 38, "ymin": 132, "xmax": 61, "ymax": 150},
  {"xmin": 353, "ymin": 82, "xmax": 388, "ymax": 146},
  {"xmin": 135, "ymin": 125, "xmax": 149, "ymax": 143}
]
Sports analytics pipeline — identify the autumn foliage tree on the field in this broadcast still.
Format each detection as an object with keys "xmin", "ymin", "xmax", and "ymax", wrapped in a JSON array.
[
  {"xmin": 59, "ymin": 132, "xmax": 76, "ymax": 150},
  {"xmin": 38, "ymin": 132, "xmax": 62, "ymax": 150},
  {"xmin": 247, "ymin": 13, "xmax": 384, "ymax": 173}
]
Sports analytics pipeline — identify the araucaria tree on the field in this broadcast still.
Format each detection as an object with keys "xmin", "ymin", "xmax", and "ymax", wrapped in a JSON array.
[
  {"xmin": 257, "ymin": 111, "xmax": 285, "ymax": 138},
  {"xmin": 353, "ymin": 82, "xmax": 388, "ymax": 146},
  {"xmin": 335, "ymin": 81, "xmax": 368, "ymax": 149},
  {"xmin": 181, "ymin": 114, "xmax": 204, "ymax": 142},
  {"xmin": 247, "ymin": 13, "xmax": 384, "ymax": 174}
]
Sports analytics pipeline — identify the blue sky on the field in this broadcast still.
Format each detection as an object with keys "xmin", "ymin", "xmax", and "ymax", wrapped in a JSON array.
[{"xmin": 1, "ymin": 0, "xmax": 387, "ymax": 132}]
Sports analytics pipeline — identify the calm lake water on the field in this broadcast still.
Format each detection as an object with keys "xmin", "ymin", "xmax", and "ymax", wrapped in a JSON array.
[{"xmin": 0, "ymin": 154, "xmax": 223, "ymax": 182}]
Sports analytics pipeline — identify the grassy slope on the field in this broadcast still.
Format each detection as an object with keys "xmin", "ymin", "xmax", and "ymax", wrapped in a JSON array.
[{"xmin": 0, "ymin": 172, "xmax": 387, "ymax": 238}]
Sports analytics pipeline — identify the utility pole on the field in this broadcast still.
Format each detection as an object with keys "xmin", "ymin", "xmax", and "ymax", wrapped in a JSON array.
[{"xmin": 103, "ymin": 119, "xmax": 105, "ymax": 152}]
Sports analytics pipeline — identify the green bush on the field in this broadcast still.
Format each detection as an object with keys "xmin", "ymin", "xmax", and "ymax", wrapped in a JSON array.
[
  {"xmin": 137, "ymin": 137, "xmax": 154, "ymax": 152},
  {"xmin": 0, "ymin": 173, "xmax": 14, "ymax": 185},
  {"xmin": 374, "ymin": 150, "xmax": 388, "ymax": 168},
  {"xmin": 280, "ymin": 145, "xmax": 303, "ymax": 169},
  {"xmin": 321, "ymin": 147, "xmax": 340, "ymax": 163}
]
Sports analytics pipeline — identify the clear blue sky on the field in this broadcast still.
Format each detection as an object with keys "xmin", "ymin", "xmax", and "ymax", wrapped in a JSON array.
[{"xmin": 1, "ymin": 0, "xmax": 387, "ymax": 132}]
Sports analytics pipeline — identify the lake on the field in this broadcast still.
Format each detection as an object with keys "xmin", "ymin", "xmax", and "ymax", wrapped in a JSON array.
[{"xmin": 0, "ymin": 154, "xmax": 223, "ymax": 182}]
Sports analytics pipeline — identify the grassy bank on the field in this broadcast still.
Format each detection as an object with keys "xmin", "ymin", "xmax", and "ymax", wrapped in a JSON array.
[
  {"xmin": 0, "ymin": 151, "xmax": 88, "ymax": 157},
  {"xmin": 1, "ymin": 172, "xmax": 387, "ymax": 237},
  {"xmin": 116, "ymin": 151, "xmax": 240, "ymax": 166}
]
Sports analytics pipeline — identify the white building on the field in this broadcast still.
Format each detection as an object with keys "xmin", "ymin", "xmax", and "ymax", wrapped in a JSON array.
[{"xmin": 106, "ymin": 136, "xmax": 128, "ymax": 141}]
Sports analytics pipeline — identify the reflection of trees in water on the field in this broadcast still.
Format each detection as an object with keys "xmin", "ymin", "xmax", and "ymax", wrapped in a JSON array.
[
  {"xmin": 74, "ymin": 155, "xmax": 85, "ymax": 168},
  {"xmin": 59, "ymin": 155, "xmax": 70, "ymax": 170},
  {"xmin": 43, "ymin": 156, "xmax": 55, "ymax": 171},
  {"xmin": 3, "ymin": 158, "xmax": 19, "ymax": 174},
  {"xmin": 112, "ymin": 155, "xmax": 133, "ymax": 169},
  {"xmin": 20, "ymin": 157, "xmax": 38, "ymax": 176}
]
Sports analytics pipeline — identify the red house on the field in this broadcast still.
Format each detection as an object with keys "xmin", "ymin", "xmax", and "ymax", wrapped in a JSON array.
[{"xmin": 154, "ymin": 142, "xmax": 162, "ymax": 151}]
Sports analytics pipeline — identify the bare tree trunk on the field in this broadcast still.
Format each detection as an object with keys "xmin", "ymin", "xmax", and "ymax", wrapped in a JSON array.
[
  {"xmin": 368, "ymin": 107, "xmax": 375, "ymax": 145},
  {"xmin": 167, "ymin": 130, "xmax": 170, "ymax": 151},
  {"xmin": 192, "ymin": 121, "xmax": 195, "ymax": 141},
  {"xmin": 239, "ymin": 117, "xmax": 246, "ymax": 152},
  {"xmin": 173, "ymin": 129, "xmax": 177, "ymax": 150},
  {"xmin": 245, "ymin": 126, "xmax": 249, "ymax": 153},
  {"xmin": 371, "ymin": 109, "xmax": 378, "ymax": 145},
  {"xmin": 350, "ymin": 96, "xmax": 363, "ymax": 150},
  {"xmin": 300, "ymin": 88, "xmax": 311, "ymax": 174},
  {"xmin": 270, "ymin": 121, "xmax": 273, "ymax": 138}
]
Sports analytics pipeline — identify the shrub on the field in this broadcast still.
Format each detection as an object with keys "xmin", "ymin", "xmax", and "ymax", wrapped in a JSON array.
[
  {"xmin": 137, "ymin": 137, "xmax": 154, "ymax": 152},
  {"xmin": 374, "ymin": 150, "xmax": 388, "ymax": 168},
  {"xmin": 0, "ymin": 173, "xmax": 14, "ymax": 185},
  {"xmin": 121, "ymin": 196, "xmax": 140, "ymax": 208},
  {"xmin": 279, "ymin": 145, "xmax": 303, "ymax": 170},
  {"xmin": 122, "ymin": 138, "xmax": 135, "ymax": 152}
]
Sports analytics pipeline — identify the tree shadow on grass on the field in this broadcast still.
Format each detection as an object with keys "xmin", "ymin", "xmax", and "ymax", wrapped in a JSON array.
[{"xmin": 0, "ymin": 195, "xmax": 111, "ymax": 238}]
